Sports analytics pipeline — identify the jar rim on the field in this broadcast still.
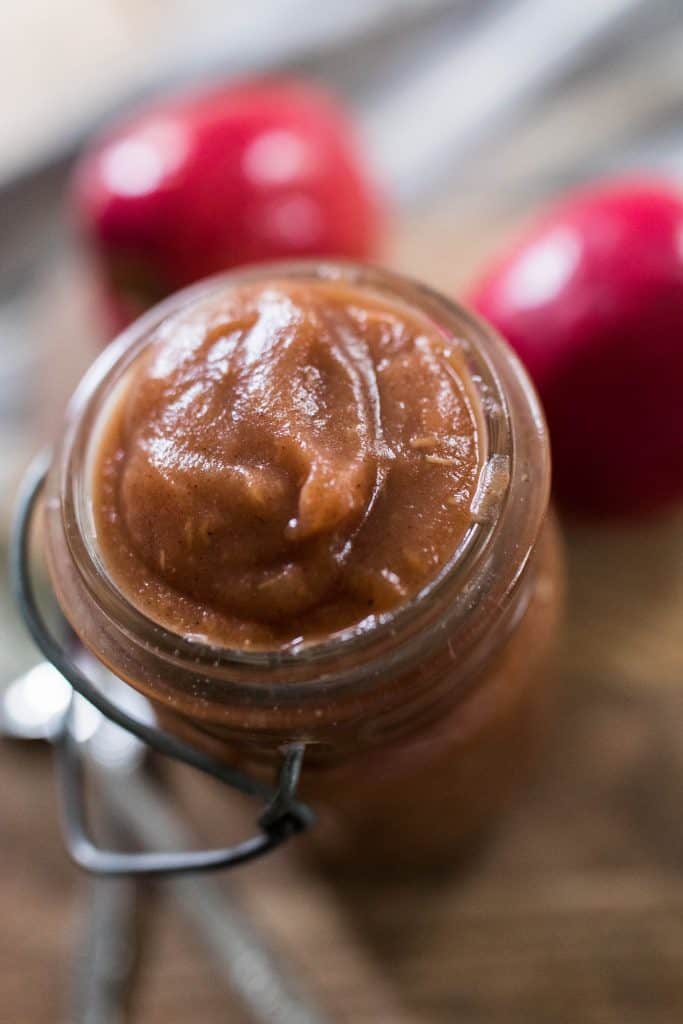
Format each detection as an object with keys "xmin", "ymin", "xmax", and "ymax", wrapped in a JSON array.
[{"xmin": 49, "ymin": 260, "xmax": 549, "ymax": 705}]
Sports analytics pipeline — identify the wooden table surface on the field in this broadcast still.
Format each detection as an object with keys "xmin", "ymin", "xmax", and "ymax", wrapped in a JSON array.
[{"xmin": 2, "ymin": 214, "xmax": 683, "ymax": 1023}]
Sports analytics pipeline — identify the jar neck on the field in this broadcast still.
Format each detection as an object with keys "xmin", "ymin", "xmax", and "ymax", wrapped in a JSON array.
[{"xmin": 46, "ymin": 260, "xmax": 549, "ymax": 731}]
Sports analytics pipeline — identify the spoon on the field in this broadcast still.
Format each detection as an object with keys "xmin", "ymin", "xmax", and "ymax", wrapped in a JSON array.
[
  {"xmin": 1, "ymin": 661, "xmax": 144, "ymax": 1024},
  {"xmin": 0, "ymin": 660, "xmax": 71, "ymax": 740},
  {"xmin": 1, "ymin": 661, "xmax": 331, "ymax": 1024}
]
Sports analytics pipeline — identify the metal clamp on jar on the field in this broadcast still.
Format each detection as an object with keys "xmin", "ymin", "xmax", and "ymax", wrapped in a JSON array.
[{"xmin": 12, "ymin": 262, "xmax": 563, "ymax": 876}]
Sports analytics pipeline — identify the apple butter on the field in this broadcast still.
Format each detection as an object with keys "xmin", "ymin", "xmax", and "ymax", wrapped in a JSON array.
[{"xmin": 92, "ymin": 279, "xmax": 481, "ymax": 646}]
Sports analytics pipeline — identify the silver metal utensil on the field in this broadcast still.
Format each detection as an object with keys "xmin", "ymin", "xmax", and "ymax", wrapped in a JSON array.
[
  {"xmin": 1, "ymin": 663, "xmax": 331, "ymax": 1024},
  {"xmin": 0, "ymin": 661, "xmax": 71, "ymax": 740},
  {"xmin": 1, "ymin": 664, "xmax": 143, "ymax": 1024},
  {"xmin": 68, "ymin": 871, "xmax": 141, "ymax": 1024}
]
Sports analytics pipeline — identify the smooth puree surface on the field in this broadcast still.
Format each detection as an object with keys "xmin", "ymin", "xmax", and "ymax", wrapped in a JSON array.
[{"xmin": 93, "ymin": 278, "xmax": 482, "ymax": 647}]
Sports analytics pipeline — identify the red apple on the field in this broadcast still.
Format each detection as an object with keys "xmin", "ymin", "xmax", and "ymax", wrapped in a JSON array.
[
  {"xmin": 72, "ymin": 79, "xmax": 383, "ymax": 331},
  {"xmin": 467, "ymin": 179, "xmax": 683, "ymax": 516}
]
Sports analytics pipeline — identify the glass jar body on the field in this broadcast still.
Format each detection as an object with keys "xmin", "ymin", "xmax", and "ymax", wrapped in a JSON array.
[
  {"xmin": 44, "ymin": 261, "xmax": 563, "ymax": 871},
  {"xmin": 298, "ymin": 516, "xmax": 562, "ymax": 869}
]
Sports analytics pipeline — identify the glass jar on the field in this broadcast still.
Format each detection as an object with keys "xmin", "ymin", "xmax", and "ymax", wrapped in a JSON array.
[{"xmin": 43, "ymin": 261, "xmax": 563, "ymax": 871}]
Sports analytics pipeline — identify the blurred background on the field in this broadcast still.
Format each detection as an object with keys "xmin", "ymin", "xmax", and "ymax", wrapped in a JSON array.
[{"xmin": 2, "ymin": 1, "xmax": 683, "ymax": 1022}]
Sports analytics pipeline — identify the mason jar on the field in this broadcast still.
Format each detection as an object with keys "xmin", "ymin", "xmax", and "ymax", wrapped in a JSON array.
[{"xmin": 43, "ymin": 261, "xmax": 563, "ymax": 871}]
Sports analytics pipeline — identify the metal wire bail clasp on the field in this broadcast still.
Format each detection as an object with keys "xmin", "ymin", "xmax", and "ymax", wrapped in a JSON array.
[{"xmin": 10, "ymin": 454, "xmax": 316, "ymax": 877}]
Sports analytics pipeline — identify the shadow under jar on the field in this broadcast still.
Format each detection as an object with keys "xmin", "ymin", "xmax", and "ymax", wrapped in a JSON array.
[{"xmin": 44, "ymin": 261, "xmax": 563, "ymax": 872}]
